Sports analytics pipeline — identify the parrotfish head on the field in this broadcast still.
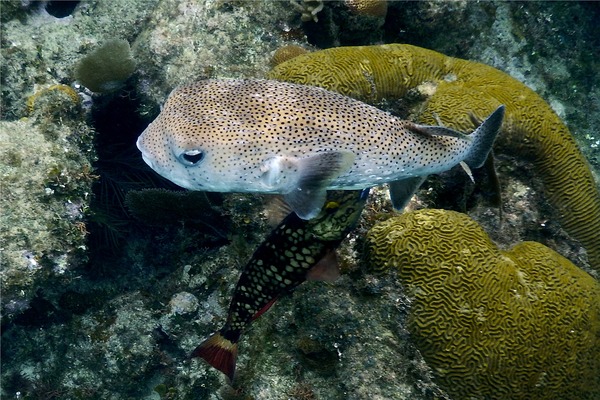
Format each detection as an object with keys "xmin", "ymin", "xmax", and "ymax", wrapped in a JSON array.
[{"xmin": 306, "ymin": 189, "xmax": 370, "ymax": 241}]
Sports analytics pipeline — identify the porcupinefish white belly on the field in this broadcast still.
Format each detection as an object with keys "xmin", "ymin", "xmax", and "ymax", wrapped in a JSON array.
[{"xmin": 136, "ymin": 79, "xmax": 504, "ymax": 219}]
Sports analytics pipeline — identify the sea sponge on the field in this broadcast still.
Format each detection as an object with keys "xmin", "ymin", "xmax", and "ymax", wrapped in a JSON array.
[
  {"xmin": 364, "ymin": 209, "xmax": 600, "ymax": 400},
  {"xmin": 74, "ymin": 39, "xmax": 136, "ymax": 93},
  {"xmin": 267, "ymin": 44, "xmax": 600, "ymax": 271}
]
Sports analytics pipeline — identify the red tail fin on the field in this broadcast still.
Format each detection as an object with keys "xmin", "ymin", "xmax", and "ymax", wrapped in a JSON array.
[{"xmin": 191, "ymin": 332, "xmax": 238, "ymax": 381}]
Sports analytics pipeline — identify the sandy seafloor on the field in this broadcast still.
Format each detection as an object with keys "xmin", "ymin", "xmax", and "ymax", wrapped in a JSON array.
[{"xmin": 1, "ymin": 1, "xmax": 599, "ymax": 399}]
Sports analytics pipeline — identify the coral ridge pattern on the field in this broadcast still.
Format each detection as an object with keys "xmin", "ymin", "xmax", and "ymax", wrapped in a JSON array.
[{"xmin": 364, "ymin": 209, "xmax": 600, "ymax": 400}]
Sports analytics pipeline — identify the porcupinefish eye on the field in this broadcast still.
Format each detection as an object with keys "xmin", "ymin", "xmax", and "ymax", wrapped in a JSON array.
[{"xmin": 179, "ymin": 149, "xmax": 204, "ymax": 166}]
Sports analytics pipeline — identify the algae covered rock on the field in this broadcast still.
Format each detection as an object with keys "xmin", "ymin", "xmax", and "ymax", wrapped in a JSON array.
[
  {"xmin": 0, "ymin": 110, "xmax": 95, "ymax": 320},
  {"xmin": 364, "ymin": 209, "xmax": 600, "ymax": 399}
]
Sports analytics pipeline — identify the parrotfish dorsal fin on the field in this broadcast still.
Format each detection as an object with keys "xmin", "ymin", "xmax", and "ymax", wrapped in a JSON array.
[
  {"xmin": 306, "ymin": 249, "xmax": 340, "ymax": 283},
  {"xmin": 277, "ymin": 151, "xmax": 355, "ymax": 219},
  {"xmin": 264, "ymin": 195, "xmax": 294, "ymax": 227}
]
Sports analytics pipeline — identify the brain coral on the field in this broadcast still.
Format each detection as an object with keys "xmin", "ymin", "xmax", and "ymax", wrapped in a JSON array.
[
  {"xmin": 267, "ymin": 44, "xmax": 600, "ymax": 271},
  {"xmin": 364, "ymin": 209, "xmax": 600, "ymax": 400}
]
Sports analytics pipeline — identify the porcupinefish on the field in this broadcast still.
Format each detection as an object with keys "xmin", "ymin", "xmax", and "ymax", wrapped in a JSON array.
[
  {"xmin": 136, "ymin": 79, "xmax": 505, "ymax": 219},
  {"xmin": 191, "ymin": 189, "xmax": 369, "ymax": 380}
]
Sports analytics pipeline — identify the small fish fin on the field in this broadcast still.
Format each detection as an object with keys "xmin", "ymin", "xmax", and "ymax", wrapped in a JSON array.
[
  {"xmin": 388, "ymin": 176, "xmax": 427, "ymax": 211},
  {"xmin": 468, "ymin": 112, "xmax": 482, "ymax": 127},
  {"xmin": 251, "ymin": 297, "xmax": 279, "ymax": 321},
  {"xmin": 432, "ymin": 112, "xmax": 445, "ymax": 127},
  {"xmin": 483, "ymin": 152, "xmax": 502, "ymax": 210},
  {"xmin": 306, "ymin": 249, "xmax": 340, "ymax": 283},
  {"xmin": 408, "ymin": 122, "xmax": 472, "ymax": 142},
  {"xmin": 191, "ymin": 332, "xmax": 238, "ymax": 381},
  {"xmin": 284, "ymin": 151, "xmax": 355, "ymax": 220},
  {"xmin": 264, "ymin": 195, "xmax": 293, "ymax": 227},
  {"xmin": 459, "ymin": 161, "xmax": 475, "ymax": 183},
  {"xmin": 464, "ymin": 105, "xmax": 505, "ymax": 168}
]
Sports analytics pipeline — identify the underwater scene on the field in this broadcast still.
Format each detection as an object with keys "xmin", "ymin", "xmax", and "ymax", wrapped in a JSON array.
[{"xmin": 1, "ymin": 1, "xmax": 599, "ymax": 399}]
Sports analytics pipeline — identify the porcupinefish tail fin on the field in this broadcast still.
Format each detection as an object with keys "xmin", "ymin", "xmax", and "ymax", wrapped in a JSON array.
[
  {"xmin": 464, "ymin": 105, "xmax": 505, "ymax": 169},
  {"xmin": 191, "ymin": 331, "xmax": 238, "ymax": 381}
]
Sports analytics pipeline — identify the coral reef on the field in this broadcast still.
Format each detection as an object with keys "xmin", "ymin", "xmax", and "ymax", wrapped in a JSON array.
[
  {"xmin": 291, "ymin": 0, "xmax": 324, "ymax": 23},
  {"xmin": 124, "ymin": 188, "xmax": 225, "ymax": 230},
  {"xmin": 1, "ymin": 0, "xmax": 162, "ymax": 120},
  {"xmin": 268, "ymin": 43, "xmax": 600, "ymax": 270},
  {"xmin": 0, "ymin": 97, "xmax": 95, "ymax": 320},
  {"xmin": 2, "ymin": 1, "xmax": 599, "ymax": 399},
  {"xmin": 130, "ymin": 1, "xmax": 294, "ymax": 107},
  {"xmin": 364, "ymin": 209, "xmax": 600, "ymax": 399},
  {"xmin": 26, "ymin": 84, "xmax": 81, "ymax": 115}
]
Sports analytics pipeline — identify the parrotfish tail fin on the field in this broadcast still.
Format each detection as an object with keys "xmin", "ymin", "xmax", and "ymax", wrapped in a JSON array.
[
  {"xmin": 463, "ymin": 105, "xmax": 505, "ymax": 169},
  {"xmin": 191, "ymin": 332, "xmax": 238, "ymax": 381}
]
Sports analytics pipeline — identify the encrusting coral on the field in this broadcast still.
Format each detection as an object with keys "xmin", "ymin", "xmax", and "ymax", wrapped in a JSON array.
[
  {"xmin": 267, "ymin": 43, "xmax": 600, "ymax": 271},
  {"xmin": 27, "ymin": 84, "xmax": 81, "ymax": 115},
  {"xmin": 344, "ymin": 0, "xmax": 388, "ymax": 18},
  {"xmin": 364, "ymin": 208, "xmax": 600, "ymax": 400}
]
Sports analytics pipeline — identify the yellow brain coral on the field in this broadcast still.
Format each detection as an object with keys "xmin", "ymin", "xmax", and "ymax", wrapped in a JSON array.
[
  {"xmin": 267, "ymin": 44, "xmax": 600, "ymax": 271},
  {"xmin": 364, "ymin": 209, "xmax": 600, "ymax": 400},
  {"xmin": 270, "ymin": 45, "xmax": 310, "ymax": 67}
]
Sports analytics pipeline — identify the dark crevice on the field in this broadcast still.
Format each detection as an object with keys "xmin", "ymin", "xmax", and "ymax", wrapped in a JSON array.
[{"xmin": 45, "ymin": 1, "xmax": 80, "ymax": 18}]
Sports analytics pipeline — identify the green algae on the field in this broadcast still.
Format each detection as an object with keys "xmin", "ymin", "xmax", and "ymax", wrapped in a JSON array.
[{"xmin": 74, "ymin": 39, "xmax": 136, "ymax": 93}]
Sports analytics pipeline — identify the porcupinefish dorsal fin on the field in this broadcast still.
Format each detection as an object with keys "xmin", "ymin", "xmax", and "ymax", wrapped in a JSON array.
[
  {"xmin": 261, "ymin": 152, "xmax": 355, "ymax": 219},
  {"xmin": 388, "ymin": 176, "xmax": 427, "ymax": 211},
  {"xmin": 406, "ymin": 122, "xmax": 473, "ymax": 142}
]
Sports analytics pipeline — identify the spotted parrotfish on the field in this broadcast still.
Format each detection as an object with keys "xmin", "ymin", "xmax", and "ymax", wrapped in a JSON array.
[
  {"xmin": 136, "ymin": 79, "xmax": 505, "ymax": 219},
  {"xmin": 191, "ymin": 189, "xmax": 369, "ymax": 380}
]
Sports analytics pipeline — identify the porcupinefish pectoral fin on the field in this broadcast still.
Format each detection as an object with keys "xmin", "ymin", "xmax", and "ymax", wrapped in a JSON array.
[
  {"xmin": 388, "ymin": 176, "xmax": 427, "ymax": 211},
  {"xmin": 270, "ymin": 152, "xmax": 354, "ymax": 220}
]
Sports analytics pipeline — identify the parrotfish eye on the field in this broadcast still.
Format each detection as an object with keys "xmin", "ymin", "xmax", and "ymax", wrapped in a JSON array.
[{"xmin": 179, "ymin": 149, "xmax": 205, "ymax": 166}]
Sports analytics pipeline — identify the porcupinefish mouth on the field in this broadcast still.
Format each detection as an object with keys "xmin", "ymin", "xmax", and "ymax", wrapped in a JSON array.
[{"xmin": 136, "ymin": 135, "xmax": 205, "ymax": 189}]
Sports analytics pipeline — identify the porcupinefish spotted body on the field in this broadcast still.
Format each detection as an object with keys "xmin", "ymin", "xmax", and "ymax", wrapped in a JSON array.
[
  {"xmin": 136, "ymin": 79, "xmax": 504, "ymax": 219},
  {"xmin": 191, "ymin": 189, "xmax": 369, "ymax": 380}
]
